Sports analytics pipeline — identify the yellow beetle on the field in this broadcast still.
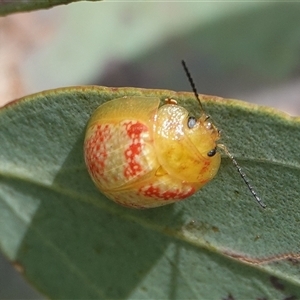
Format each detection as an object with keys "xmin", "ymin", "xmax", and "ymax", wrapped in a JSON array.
[
  {"xmin": 84, "ymin": 61, "xmax": 265, "ymax": 209},
  {"xmin": 84, "ymin": 95, "xmax": 220, "ymax": 208}
]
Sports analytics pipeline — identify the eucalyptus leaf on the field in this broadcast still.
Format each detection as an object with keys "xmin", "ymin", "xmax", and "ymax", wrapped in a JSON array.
[
  {"xmin": 0, "ymin": 0, "xmax": 100, "ymax": 16},
  {"xmin": 0, "ymin": 86, "xmax": 299, "ymax": 299}
]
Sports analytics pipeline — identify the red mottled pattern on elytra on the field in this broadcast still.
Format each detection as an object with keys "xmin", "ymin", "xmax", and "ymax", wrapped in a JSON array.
[
  {"xmin": 139, "ymin": 182, "xmax": 195, "ymax": 201},
  {"xmin": 85, "ymin": 119, "xmax": 157, "ymax": 190},
  {"xmin": 84, "ymin": 124, "xmax": 112, "ymax": 183},
  {"xmin": 122, "ymin": 121, "xmax": 148, "ymax": 180}
]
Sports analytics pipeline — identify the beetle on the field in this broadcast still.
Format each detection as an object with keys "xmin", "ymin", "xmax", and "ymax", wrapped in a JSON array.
[{"xmin": 84, "ymin": 61, "xmax": 266, "ymax": 209}]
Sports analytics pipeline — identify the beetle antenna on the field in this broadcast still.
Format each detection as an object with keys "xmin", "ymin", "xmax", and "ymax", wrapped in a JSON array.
[
  {"xmin": 181, "ymin": 60, "xmax": 266, "ymax": 208},
  {"xmin": 181, "ymin": 60, "xmax": 204, "ymax": 112},
  {"xmin": 218, "ymin": 144, "xmax": 266, "ymax": 208}
]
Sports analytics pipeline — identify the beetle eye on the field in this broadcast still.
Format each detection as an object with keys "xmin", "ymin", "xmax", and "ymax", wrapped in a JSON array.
[
  {"xmin": 187, "ymin": 116, "xmax": 197, "ymax": 129},
  {"xmin": 207, "ymin": 148, "xmax": 217, "ymax": 157}
]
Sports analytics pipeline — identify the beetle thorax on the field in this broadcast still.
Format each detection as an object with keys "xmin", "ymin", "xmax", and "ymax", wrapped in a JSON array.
[{"xmin": 153, "ymin": 104, "xmax": 221, "ymax": 183}]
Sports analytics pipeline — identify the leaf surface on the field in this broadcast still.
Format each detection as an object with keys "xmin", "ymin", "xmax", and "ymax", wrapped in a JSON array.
[
  {"xmin": 0, "ymin": 0, "xmax": 99, "ymax": 16},
  {"xmin": 0, "ymin": 86, "xmax": 299, "ymax": 299}
]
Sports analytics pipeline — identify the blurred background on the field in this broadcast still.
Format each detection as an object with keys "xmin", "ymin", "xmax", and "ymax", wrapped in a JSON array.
[{"xmin": 1, "ymin": 1, "xmax": 300, "ymax": 298}]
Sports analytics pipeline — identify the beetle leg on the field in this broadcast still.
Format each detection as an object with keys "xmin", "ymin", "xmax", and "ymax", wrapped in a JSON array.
[{"xmin": 164, "ymin": 98, "xmax": 178, "ymax": 105}]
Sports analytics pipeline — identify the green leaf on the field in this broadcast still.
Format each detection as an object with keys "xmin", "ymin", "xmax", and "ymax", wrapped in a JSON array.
[
  {"xmin": 0, "ymin": 0, "xmax": 100, "ymax": 16},
  {"xmin": 0, "ymin": 86, "xmax": 300, "ymax": 299}
]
